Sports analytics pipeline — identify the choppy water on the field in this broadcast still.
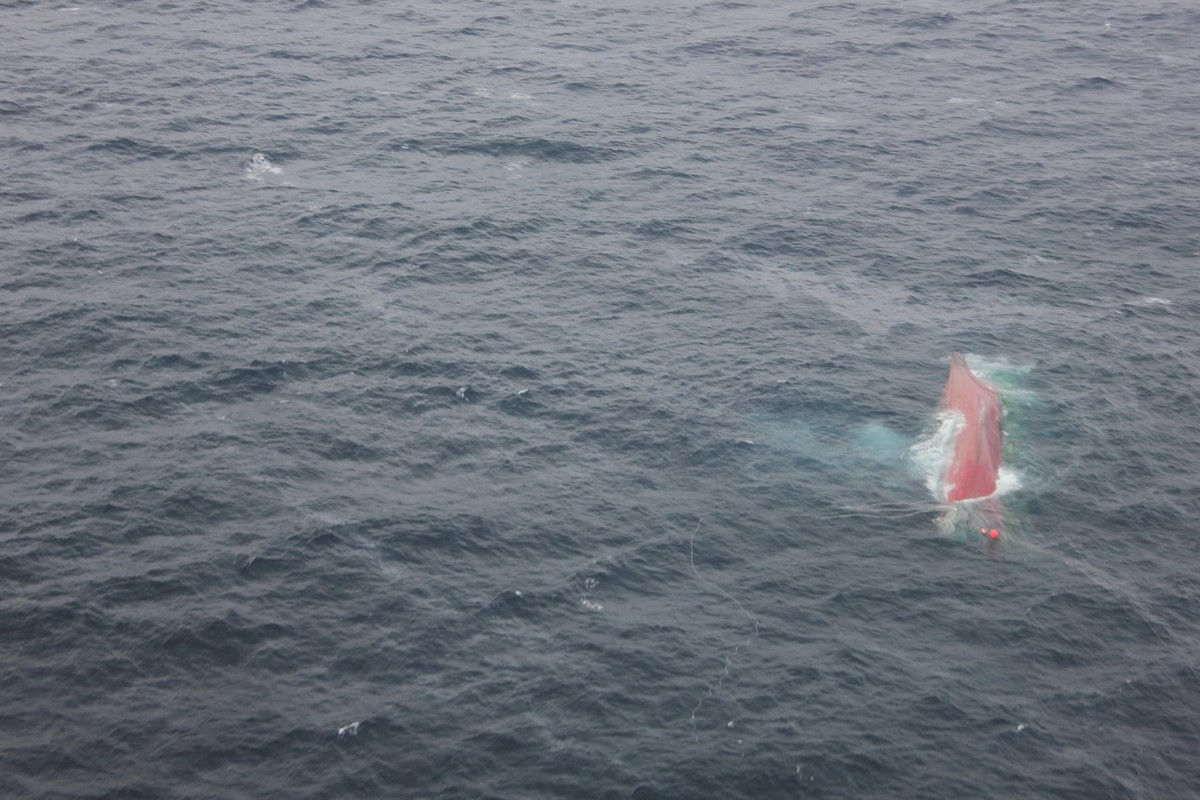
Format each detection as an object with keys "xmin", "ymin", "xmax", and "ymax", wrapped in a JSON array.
[{"xmin": 3, "ymin": 1, "xmax": 1199, "ymax": 797}]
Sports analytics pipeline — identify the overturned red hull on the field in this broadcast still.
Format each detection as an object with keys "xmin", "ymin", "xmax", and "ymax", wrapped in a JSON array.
[{"xmin": 942, "ymin": 353, "xmax": 1003, "ymax": 502}]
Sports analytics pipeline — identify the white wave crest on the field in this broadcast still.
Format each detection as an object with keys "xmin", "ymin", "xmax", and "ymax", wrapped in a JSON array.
[
  {"xmin": 244, "ymin": 152, "xmax": 283, "ymax": 183},
  {"xmin": 909, "ymin": 410, "xmax": 962, "ymax": 502}
]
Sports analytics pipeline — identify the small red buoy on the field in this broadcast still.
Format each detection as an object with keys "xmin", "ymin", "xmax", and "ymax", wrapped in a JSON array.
[{"xmin": 989, "ymin": 529, "xmax": 1000, "ymax": 540}]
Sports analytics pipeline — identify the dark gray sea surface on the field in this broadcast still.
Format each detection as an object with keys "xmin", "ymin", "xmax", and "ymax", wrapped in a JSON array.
[{"xmin": 2, "ymin": 1, "xmax": 1198, "ymax": 797}]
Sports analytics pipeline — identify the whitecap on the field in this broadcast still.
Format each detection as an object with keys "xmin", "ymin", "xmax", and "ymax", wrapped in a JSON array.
[
  {"xmin": 909, "ymin": 410, "xmax": 963, "ymax": 502},
  {"xmin": 244, "ymin": 152, "xmax": 283, "ymax": 183},
  {"xmin": 1128, "ymin": 297, "xmax": 1171, "ymax": 307}
]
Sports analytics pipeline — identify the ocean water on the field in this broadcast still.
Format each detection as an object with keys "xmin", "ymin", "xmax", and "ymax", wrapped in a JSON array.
[{"xmin": 2, "ymin": 1, "xmax": 1198, "ymax": 797}]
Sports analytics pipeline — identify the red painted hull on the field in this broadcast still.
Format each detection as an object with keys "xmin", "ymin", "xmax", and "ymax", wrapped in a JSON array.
[{"xmin": 942, "ymin": 353, "xmax": 1003, "ymax": 502}]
